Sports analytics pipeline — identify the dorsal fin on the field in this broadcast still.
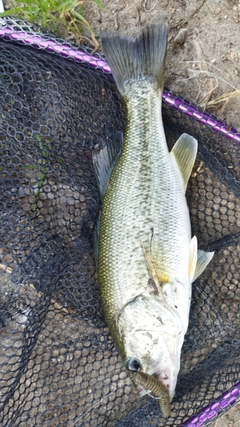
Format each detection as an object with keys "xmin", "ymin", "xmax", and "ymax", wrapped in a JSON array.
[{"xmin": 92, "ymin": 131, "xmax": 124, "ymax": 197}]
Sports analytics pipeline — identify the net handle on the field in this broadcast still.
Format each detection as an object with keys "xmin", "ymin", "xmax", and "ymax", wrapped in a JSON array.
[{"xmin": 179, "ymin": 381, "xmax": 240, "ymax": 427}]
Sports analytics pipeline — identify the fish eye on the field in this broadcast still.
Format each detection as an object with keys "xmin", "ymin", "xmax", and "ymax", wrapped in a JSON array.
[{"xmin": 125, "ymin": 358, "xmax": 141, "ymax": 372}]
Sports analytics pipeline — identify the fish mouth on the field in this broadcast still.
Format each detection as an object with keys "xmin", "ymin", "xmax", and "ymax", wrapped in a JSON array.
[{"xmin": 150, "ymin": 368, "xmax": 177, "ymax": 402}]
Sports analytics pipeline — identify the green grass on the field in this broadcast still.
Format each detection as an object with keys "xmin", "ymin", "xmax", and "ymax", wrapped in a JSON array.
[{"xmin": 0, "ymin": 0, "xmax": 104, "ymax": 46}]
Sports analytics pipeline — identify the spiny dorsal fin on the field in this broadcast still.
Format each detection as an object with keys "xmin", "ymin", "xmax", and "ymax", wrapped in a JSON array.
[
  {"xmin": 93, "ymin": 212, "xmax": 101, "ymax": 269},
  {"xmin": 100, "ymin": 24, "xmax": 168, "ymax": 95},
  {"xmin": 170, "ymin": 133, "xmax": 198, "ymax": 192},
  {"xmin": 193, "ymin": 250, "xmax": 215, "ymax": 282}
]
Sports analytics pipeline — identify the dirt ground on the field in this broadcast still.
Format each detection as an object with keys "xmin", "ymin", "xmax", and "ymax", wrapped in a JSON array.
[
  {"xmin": 86, "ymin": 0, "xmax": 240, "ymax": 133},
  {"xmin": 84, "ymin": 0, "xmax": 240, "ymax": 426}
]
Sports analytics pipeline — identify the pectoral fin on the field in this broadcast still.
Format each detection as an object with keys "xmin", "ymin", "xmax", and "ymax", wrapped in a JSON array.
[
  {"xmin": 193, "ymin": 250, "xmax": 215, "ymax": 282},
  {"xmin": 170, "ymin": 133, "xmax": 198, "ymax": 191}
]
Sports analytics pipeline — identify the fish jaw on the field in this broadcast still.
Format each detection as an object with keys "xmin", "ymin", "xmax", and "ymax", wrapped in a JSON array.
[
  {"xmin": 116, "ymin": 294, "xmax": 185, "ymax": 401},
  {"xmin": 153, "ymin": 342, "xmax": 182, "ymax": 401},
  {"xmin": 130, "ymin": 332, "xmax": 182, "ymax": 401}
]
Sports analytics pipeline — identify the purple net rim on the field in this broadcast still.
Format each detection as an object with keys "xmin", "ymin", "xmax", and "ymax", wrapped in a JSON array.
[
  {"xmin": 0, "ymin": 25, "xmax": 240, "ymax": 144},
  {"xmin": 0, "ymin": 26, "xmax": 110, "ymax": 71},
  {"xmin": 179, "ymin": 381, "xmax": 240, "ymax": 427},
  {"xmin": 0, "ymin": 23, "xmax": 239, "ymax": 424}
]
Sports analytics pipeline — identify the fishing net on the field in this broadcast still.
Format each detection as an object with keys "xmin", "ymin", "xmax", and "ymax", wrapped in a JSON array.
[{"xmin": 0, "ymin": 17, "xmax": 239, "ymax": 427}]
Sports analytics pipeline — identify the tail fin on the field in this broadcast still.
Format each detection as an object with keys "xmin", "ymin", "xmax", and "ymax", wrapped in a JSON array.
[{"xmin": 100, "ymin": 23, "xmax": 168, "ymax": 95}]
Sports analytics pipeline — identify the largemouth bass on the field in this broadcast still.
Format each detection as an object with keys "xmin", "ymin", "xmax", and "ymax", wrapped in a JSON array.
[{"xmin": 97, "ymin": 23, "xmax": 214, "ymax": 415}]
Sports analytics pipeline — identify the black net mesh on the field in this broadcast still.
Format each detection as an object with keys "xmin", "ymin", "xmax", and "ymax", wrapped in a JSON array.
[{"xmin": 0, "ymin": 18, "xmax": 239, "ymax": 427}]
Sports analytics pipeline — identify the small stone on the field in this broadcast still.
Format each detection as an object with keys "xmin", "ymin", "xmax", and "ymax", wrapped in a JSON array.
[
  {"xmin": 229, "ymin": 51, "xmax": 238, "ymax": 60},
  {"xmin": 174, "ymin": 28, "xmax": 187, "ymax": 45},
  {"xmin": 215, "ymin": 7, "xmax": 222, "ymax": 15}
]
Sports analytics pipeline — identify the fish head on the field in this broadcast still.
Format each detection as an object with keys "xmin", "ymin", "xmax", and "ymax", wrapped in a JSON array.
[{"xmin": 117, "ymin": 295, "xmax": 185, "ymax": 401}]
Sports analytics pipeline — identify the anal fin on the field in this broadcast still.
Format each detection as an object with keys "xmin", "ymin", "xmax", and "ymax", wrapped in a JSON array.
[{"xmin": 170, "ymin": 133, "xmax": 198, "ymax": 191}]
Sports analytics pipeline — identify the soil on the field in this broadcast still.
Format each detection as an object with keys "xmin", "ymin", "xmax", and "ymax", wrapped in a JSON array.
[
  {"xmin": 84, "ymin": 0, "xmax": 240, "ymax": 426},
  {"xmin": 85, "ymin": 0, "xmax": 240, "ymax": 132}
]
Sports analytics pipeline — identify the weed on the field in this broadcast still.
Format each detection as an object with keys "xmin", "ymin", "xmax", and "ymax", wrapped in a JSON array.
[{"xmin": 0, "ymin": 0, "xmax": 103, "ymax": 47}]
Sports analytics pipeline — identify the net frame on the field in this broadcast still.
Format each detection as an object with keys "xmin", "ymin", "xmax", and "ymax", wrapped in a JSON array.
[
  {"xmin": 0, "ymin": 17, "xmax": 239, "ymax": 426},
  {"xmin": 0, "ymin": 19, "xmax": 240, "ymax": 146}
]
